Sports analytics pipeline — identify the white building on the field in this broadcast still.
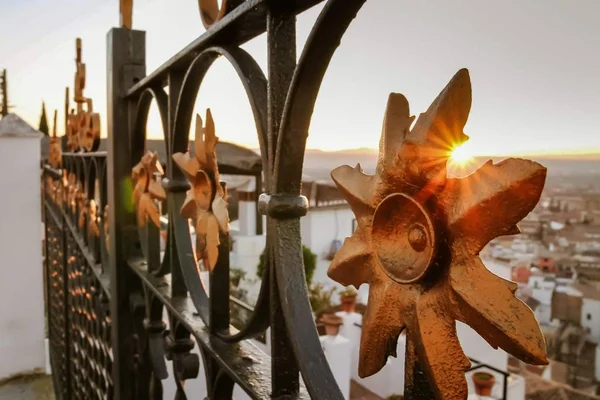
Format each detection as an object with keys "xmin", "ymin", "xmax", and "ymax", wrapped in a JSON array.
[
  {"xmin": 0, "ymin": 114, "xmax": 46, "ymax": 379},
  {"xmin": 570, "ymin": 283, "xmax": 600, "ymax": 343}
]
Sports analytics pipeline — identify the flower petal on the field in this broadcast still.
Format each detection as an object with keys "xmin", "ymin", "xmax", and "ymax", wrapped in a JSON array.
[
  {"xmin": 173, "ymin": 152, "xmax": 201, "ymax": 183},
  {"xmin": 412, "ymin": 288, "xmax": 471, "ymax": 400},
  {"xmin": 180, "ymin": 190, "xmax": 196, "ymax": 219},
  {"xmin": 400, "ymin": 69, "xmax": 471, "ymax": 190},
  {"xmin": 195, "ymin": 212, "xmax": 220, "ymax": 271},
  {"xmin": 193, "ymin": 170, "xmax": 212, "ymax": 211},
  {"xmin": 133, "ymin": 175, "xmax": 147, "ymax": 207},
  {"xmin": 327, "ymin": 226, "xmax": 374, "ymax": 289},
  {"xmin": 358, "ymin": 273, "xmax": 407, "ymax": 378},
  {"xmin": 450, "ymin": 256, "xmax": 548, "ymax": 365},
  {"xmin": 203, "ymin": 109, "xmax": 219, "ymax": 172},
  {"xmin": 440, "ymin": 158, "xmax": 546, "ymax": 255},
  {"xmin": 330, "ymin": 164, "xmax": 377, "ymax": 223},
  {"xmin": 148, "ymin": 179, "xmax": 166, "ymax": 201},
  {"xmin": 205, "ymin": 214, "xmax": 220, "ymax": 271},
  {"xmin": 377, "ymin": 93, "xmax": 415, "ymax": 179},
  {"xmin": 212, "ymin": 195, "xmax": 229, "ymax": 232}
]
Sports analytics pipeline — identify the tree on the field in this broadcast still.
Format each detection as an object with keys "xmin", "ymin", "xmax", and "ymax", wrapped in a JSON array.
[
  {"xmin": 256, "ymin": 245, "xmax": 317, "ymax": 287},
  {"xmin": 39, "ymin": 102, "xmax": 49, "ymax": 135}
]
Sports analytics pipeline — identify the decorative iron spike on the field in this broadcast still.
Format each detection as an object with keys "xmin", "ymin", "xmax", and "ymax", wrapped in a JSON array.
[
  {"xmin": 172, "ymin": 110, "xmax": 229, "ymax": 272},
  {"xmin": 327, "ymin": 69, "xmax": 548, "ymax": 400},
  {"xmin": 120, "ymin": 0, "xmax": 133, "ymax": 29},
  {"xmin": 64, "ymin": 38, "xmax": 100, "ymax": 152},
  {"xmin": 131, "ymin": 151, "xmax": 166, "ymax": 228},
  {"xmin": 48, "ymin": 109, "xmax": 62, "ymax": 169}
]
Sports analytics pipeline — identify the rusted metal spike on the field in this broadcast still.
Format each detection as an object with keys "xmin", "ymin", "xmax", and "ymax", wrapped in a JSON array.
[
  {"xmin": 327, "ymin": 69, "xmax": 548, "ymax": 400},
  {"xmin": 48, "ymin": 110, "xmax": 62, "ymax": 169},
  {"xmin": 120, "ymin": 0, "xmax": 133, "ymax": 29}
]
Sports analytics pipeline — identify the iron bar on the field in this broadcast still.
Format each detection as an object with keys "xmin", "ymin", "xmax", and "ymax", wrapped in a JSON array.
[{"xmin": 106, "ymin": 27, "xmax": 146, "ymax": 399}]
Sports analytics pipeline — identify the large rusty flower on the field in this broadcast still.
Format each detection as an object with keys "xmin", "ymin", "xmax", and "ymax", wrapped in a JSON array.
[
  {"xmin": 328, "ymin": 69, "xmax": 548, "ymax": 399},
  {"xmin": 132, "ymin": 151, "xmax": 166, "ymax": 228},
  {"xmin": 172, "ymin": 110, "xmax": 229, "ymax": 272}
]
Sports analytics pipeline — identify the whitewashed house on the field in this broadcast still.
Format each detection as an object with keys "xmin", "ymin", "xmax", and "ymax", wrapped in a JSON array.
[
  {"xmin": 0, "ymin": 114, "xmax": 46, "ymax": 379},
  {"xmin": 570, "ymin": 283, "xmax": 600, "ymax": 343}
]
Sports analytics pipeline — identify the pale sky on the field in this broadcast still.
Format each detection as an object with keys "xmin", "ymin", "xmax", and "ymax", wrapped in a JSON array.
[{"xmin": 1, "ymin": 0, "xmax": 599, "ymax": 155}]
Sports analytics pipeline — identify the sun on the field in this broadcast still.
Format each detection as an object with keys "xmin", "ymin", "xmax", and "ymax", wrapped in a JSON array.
[{"xmin": 450, "ymin": 142, "xmax": 475, "ymax": 165}]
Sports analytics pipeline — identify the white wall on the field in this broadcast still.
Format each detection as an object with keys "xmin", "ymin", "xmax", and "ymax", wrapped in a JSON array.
[
  {"xmin": 353, "ymin": 334, "xmax": 406, "ymax": 398},
  {"xmin": 301, "ymin": 207, "xmax": 355, "ymax": 288},
  {"xmin": 229, "ymin": 234, "xmax": 266, "ymax": 303},
  {"xmin": 302, "ymin": 207, "xmax": 355, "ymax": 260},
  {"xmin": 0, "ymin": 137, "xmax": 45, "ymax": 379},
  {"xmin": 321, "ymin": 335, "xmax": 351, "ymax": 399},
  {"xmin": 528, "ymin": 276, "xmax": 555, "ymax": 305},
  {"xmin": 581, "ymin": 298, "xmax": 600, "ymax": 343},
  {"xmin": 457, "ymin": 322, "xmax": 508, "ymax": 372}
]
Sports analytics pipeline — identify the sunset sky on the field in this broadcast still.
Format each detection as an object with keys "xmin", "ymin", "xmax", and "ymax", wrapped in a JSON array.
[{"xmin": 1, "ymin": 0, "xmax": 598, "ymax": 155}]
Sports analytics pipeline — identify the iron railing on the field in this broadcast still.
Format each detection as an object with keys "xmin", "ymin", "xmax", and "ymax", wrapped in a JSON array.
[
  {"xmin": 43, "ymin": 1, "xmax": 368, "ymax": 398},
  {"xmin": 44, "ymin": 152, "xmax": 111, "ymax": 399},
  {"xmin": 41, "ymin": 1, "xmax": 547, "ymax": 399}
]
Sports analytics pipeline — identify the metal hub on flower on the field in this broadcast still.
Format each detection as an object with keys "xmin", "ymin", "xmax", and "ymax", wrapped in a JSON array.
[
  {"xmin": 328, "ymin": 69, "xmax": 548, "ymax": 400},
  {"xmin": 371, "ymin": 193, "xmax": 436, "ymax": 284}
]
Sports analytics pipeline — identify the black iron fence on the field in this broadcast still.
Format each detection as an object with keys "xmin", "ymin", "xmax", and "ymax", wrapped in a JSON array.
[
  {"xmin": 44, "ymin": 152, "xmax": 112, "ymax": 399},
  {"xmin": 43, "ymin": 1, "xmax": 364, "ymax": 398}
]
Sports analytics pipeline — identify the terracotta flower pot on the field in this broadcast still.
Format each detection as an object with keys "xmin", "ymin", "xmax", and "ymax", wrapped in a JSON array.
[
  {"xmin": 321, "ymin": 313, "xmax": 343, "ymax": 336},
  {"xmin": 340, "ymin": 293, "xmax": 357, "ymax": 313},
  {"xmin": 472, "ymin": 372, "xmax": 495, "ymax": 396}
]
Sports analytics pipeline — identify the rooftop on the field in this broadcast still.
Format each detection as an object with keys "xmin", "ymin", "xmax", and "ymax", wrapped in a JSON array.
[{"xmin": 0, "ymin": 114, "xmax": 42, "ymax": 138}]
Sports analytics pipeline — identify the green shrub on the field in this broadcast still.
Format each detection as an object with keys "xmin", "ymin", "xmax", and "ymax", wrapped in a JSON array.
[
  {"xmin": 309, "ymin": 284, "xmax": 337, "ymax": 314},
  {"xmin": 256, "ymin": 245, "xmax": 316, "ymax": 287}
]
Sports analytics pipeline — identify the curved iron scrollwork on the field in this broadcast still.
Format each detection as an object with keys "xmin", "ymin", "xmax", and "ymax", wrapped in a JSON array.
[{"xmin": 119, "ymin": 1, "xmax": 371, "ymax": 398}]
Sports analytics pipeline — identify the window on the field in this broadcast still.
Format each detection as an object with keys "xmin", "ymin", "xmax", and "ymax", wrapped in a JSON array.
[{"xmin": 587, "ymin": 313, "xmax": 592, "ymax": 321}]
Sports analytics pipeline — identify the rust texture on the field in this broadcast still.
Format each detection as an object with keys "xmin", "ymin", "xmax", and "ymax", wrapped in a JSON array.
[
  {"xmin": 66, "ymin": 38, "xmax": 101, "ymax": 152},
  {"xmin": 120, "ymin": 0, "xmax": 133, "ymax": 29},
  {"xmin": 172, "ymin": 110, "xmax": 229, "ymax": 272},
  {"xmin": 132, "ymin": 151, "xmax": 166, "ymax": 228},
  {"xmin": 328, "ymin": 69, "xmax": 549, "ymax": 400}
]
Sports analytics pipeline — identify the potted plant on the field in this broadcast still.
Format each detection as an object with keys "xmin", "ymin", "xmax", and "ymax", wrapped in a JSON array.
[
  {"xmin": 472, "ymin": 371, "xmax": 495, "ymax": 396},
  {"xmin": 339, "ymin": 287, "xmax": 358, "ymax": 313}
]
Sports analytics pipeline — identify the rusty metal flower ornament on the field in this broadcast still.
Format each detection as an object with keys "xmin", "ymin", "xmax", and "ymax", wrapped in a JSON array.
[
  {"xmin": 328, "ymin": 69, "xmax": 548, "ymax": 399},
  {"xmin": 132, "ymin": 152, "xmax": 166, "ymax": 228},
  {"xmin": 172, "ymin": 110, "xmax": 229, "ymax": 272}
]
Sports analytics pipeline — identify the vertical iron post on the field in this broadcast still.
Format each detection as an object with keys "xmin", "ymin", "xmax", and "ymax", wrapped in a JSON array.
[{"xmin": 106, "ymin": 27, "xmax": 146, "ymax": 399}]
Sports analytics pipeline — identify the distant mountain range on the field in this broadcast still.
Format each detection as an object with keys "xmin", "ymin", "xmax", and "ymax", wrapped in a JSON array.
[{"xmin": 291, "ymin": 148, "xmax": 600, "ymax": 182}]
